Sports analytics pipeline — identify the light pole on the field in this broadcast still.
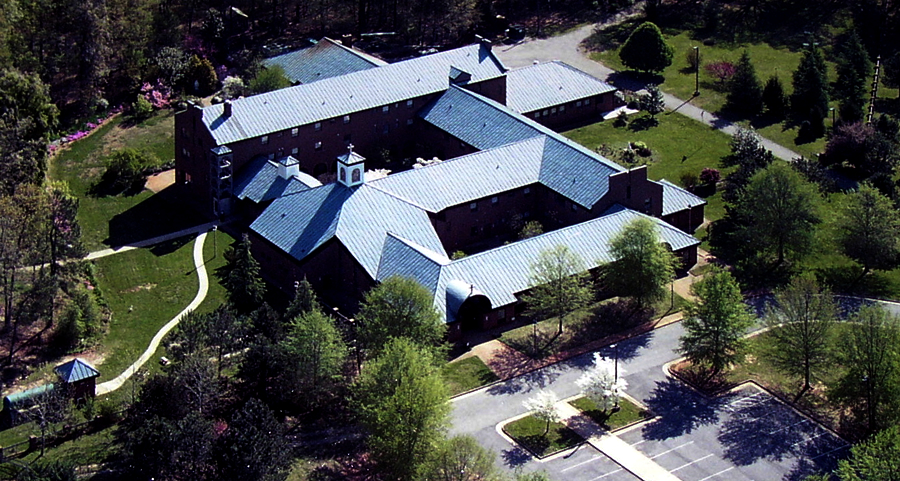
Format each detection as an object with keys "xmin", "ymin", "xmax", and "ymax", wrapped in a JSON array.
[
  {"xmin": 349, "ymin": 318, "xmax": 361, "ymax": 374},
  {"xmin": 693, "ymin": 46, "xmax": 700, "ymax": 97},
  {"xmin": 611, "ymin": 343, "xmax": 620, "ymax": 411},
  {"xmin": 212, "ymin": 225, "xmax": 218, "ymax": 258},
  {"xmin": 829, "ymin": 107, "xmax": 836, "ymax": 131}
]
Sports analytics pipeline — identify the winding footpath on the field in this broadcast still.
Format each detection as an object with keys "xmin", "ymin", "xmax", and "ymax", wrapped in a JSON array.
[
  {"xmin": 95, "ymin": 231, "xmax": 210, "ymax": 396},
  {"xmin": 495, "ymin": 23, "xmax": 803, "ymax": 161}
]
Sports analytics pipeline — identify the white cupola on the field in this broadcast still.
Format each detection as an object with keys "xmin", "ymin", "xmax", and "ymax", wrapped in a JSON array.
[{"xmin": 337, "ymin": 144, "xmax": 365, "ymax": 188}]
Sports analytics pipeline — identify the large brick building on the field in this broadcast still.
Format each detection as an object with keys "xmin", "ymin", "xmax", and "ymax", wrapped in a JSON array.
[{"xmin": 175, "ymin": 39, "xmax": 705, "ymax": 337}]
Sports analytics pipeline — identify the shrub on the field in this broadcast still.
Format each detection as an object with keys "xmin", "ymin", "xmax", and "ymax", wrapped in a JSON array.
[
  {"xmin": 705, "ymin": 61, "xmax": 735, "ymax": 88},
  {"xmin": 222, "ymin": 76, "xmax": 246, "ymax": 99},
  {"xmin": 679, "ymin": 171, "xmax": 699, "ymax": 190},
  {"xmin": 101, "ymin": 148, "xmax": 159, "ymax": 194},
  {"xmin": 631, "ymin": 141, "xmax": 652, "ymax": 156},
  {"xmin": 451, "ymin": 251, "xmax": 467, "ymax": 260},
  {"xmin": 249, "ymin": 65, "xmax": 291, "ymax": 94},
  {"xmin": 132, "ymin": 95, "xmax": 153, "ymax": 119},
  {"xmin": 685, "ymin": 47, "xmax": 700, "ymax": 70},
  {"xmin": 614, "ymin": 110, "xmax": 628, "ymax": 127},
  {"xmin": 699, "ymin": 168, "xmax": 720, "ymax": 185},
  {"xmin": 187, "ymin": 55, "xmax": 219, "ymax": 95}
]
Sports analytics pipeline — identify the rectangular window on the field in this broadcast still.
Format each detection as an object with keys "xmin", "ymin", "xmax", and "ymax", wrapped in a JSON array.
[
  {"xmin": 383, "ymin": 124, "xmax": 389, "ymax": 134},
  {"xmin": 542, "ymin": 110, "xmax": 549, "ymax": 117},
  {"xmin": 292, "ymin": 127, "xmax": 300, "ymax": 136},
  {"xmin": 182, "ymin": 147, "xmax": 190, "ymax": 158},
  {"xmin": 313, "ymin": 123, "xmax": 320, "ymax": 132},
  {"xmin": 343, "ymin": 115, "xmax": 350, "ymax": 124},
  {"xmin": 382, "ymin": 105, "xmax": 389, "ymax": 113},
  {"xmin": 406, "ymin": 100, "xmax": 414, "ymax": 108},
  {"xmin": 459, "ymin": 141, "xmax": 466, "ymax": 148},
  {"xmin": 315, "ymin": 141, "xmax": 322, "ymax": 151},
  {"xmin": 551, "ymin": 107, "xmax": 557, "ymax": 114},
  {"xmin": 406, "ymin": 118, "xmax": 414, "ymax": 126},
  {"xmin": 559, "ymin": 105, "xmax": 566, "ymax": 112},
  {"xmin": 291, "ymin": 147, "xmax": 298, "ymax": 155},
  {"xmin": 267, "ymin": 153, "xmax": 275, "ymax": 160},
  {"xmin": 524, "ymin": 187, "xmax": 531, "ymax": 195},
  {"xmin": 572, "ymin": 203, "xmax": 578, "ymax": 211},
  {"xmin": 585, "ymin": 98, "xmax": 591, "ymax": 105},
  {"xmin": 491, "ymin": 196, "xmax": 498, "ymax": 204},
  {"xmin": 576, "ymin": 100, "xmax": 583, "ymax": 107},
  {"xmin": 535, "ymin": 112, "xmax": 541, "ymax": 118},
  {"xmin": 470, "ymin": 202, "xmax": 477, "ymax": 211},
  {"xmin": 344, "ymin": 134, "xmax": 352, "ymax": 143},
  {"xmin": 261, "ymin": 135, "xmax": 268, "ymax": 145}
]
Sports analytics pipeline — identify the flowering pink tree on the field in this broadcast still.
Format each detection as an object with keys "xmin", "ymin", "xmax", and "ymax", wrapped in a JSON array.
[
  {"xmin": 705, "ymin": 61, "xmax": 736, "ymax": 87},
  {"xmin": 699, "ymin": 168, "xmax": 721, "ymax": 185}
]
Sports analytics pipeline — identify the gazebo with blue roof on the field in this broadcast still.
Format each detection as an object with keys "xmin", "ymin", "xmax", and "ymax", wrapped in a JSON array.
[{"xmin": 54, "ymin": 358, "xmax": 100, "ymax": 400}]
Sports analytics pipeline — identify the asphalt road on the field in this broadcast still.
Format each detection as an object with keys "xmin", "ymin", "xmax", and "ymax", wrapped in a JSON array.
[{"xmin": 449, "ymin": 321, "xmax": 849, "ymax": 481}]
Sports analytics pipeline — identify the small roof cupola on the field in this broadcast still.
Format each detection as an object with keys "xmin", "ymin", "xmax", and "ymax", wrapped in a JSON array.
[
  {"xmin": 337, "ymin": 144, "xmax": 365, "ymax": 188},
  {"xmin": 277, "ymin": 155, "xmax": 300, "ymax": 179}
]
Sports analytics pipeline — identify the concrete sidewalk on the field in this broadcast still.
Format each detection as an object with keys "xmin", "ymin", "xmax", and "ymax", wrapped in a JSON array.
[
  {"xmin": 86, "ymin": 221, "xmax": 217, "ymax": 261},
  {"xmin": 557, "ymin": 402, "xmax": 682, "ymax": 481}
]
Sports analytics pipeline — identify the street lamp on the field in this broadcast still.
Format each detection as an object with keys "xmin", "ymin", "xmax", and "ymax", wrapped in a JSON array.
[
  {"xmin": 829, "ymin": 107, "xmax": 836, "ymax": 131},
  {"xmin": 693, "ymin": 46, "xmax": 700, "ymax": 97},
  {"xmin": 212, "ymin": 225, "xmax": 218, "ymax": 258},
  {"xmin": 611, "ymin": 343, "xmax": 620, "ymax": 411}
]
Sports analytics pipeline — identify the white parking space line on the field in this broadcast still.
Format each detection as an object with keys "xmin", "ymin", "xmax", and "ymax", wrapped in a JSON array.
[
  {"xmin": 792, "ymin": 431, "xmax": 828, "ymax": 447},
  {"xmin": 810, "ymin": 444, "xmax": 851, "ymax": 461},
  {"xmin": 562, "ymin": 455, "xmax": 605, "ymax": 472},
  {"xmin": 697, "ymin": 467, "xmax": 734, "ymax": 481},
  {"xmin": 670, "ymin": 454, "xmax": 714, "ymax": 473},
  {"xmin": 650, "ymin": 441, "xmax": 695, "ymax": 459},
  {"xmin": 629, "ymin": 439, "xmax": 646, "ymax": 447},
  {"xmin": 767, "ymin": 418, "xmax": 811, "ymax": 435},
  {"xmin": 589, "ymin": 468, "xmax": 625, "ymax": 480}
]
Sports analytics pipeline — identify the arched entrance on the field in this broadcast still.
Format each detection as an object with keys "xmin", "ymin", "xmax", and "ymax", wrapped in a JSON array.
[{"xmin": 446, "ymin": 280, "xmax": 492, "ymax": 333}]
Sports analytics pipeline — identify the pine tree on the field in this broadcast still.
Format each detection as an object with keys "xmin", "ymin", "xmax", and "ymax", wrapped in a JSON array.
[
  {"xmin": 834, "ymin": 30, "xmax": 872, "ymax": 124},
  {"xmin": 762, "ymin": 76, "xmax": 788, "ymax": 119},
  {"xmin": 791, "ymin": 45, "xmax": 829, "ymax": 125},
  {"xmin": 619, "ymin": 22, "xmax": 674, "ymax": 73},
  {"xmin": 725, "ymin": 51, "xmax": 763, "ymax": 116},
  {"xmin": 221, "ymin": 234, "xmax": 266, "ymax": 314}
]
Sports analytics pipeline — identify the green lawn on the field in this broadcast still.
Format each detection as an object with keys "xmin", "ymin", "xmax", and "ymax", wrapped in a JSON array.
[
  {"xmin": 503, "ymin": 415, "xmax": 583, "ymax": 457},
  {"xmin": 48, "ymin": 110, "xmax": 204, "ymax": 251},
  {"xmin": 441, "ymin": 356, "xmax": 499, "ymax": 396},
  {"xmin": 92, "ymin": 230, "xmax": 231, "ymax": 383},
  {"xmin": 569, "ymin": 396, "xmax": 649, "ymax": 431},
  {"xmin": 564, "ymin": 113, "xmax": 732, "ymax": 224}
]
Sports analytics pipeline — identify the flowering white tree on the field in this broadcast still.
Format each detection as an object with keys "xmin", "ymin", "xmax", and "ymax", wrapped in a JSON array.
[
  {"xmin": 522, "ymin": 390, "xmax": 562, "ymax": 435},
  {"xmin": 576, "ymin": 353, "xmax": 628, "ymax": 412}
]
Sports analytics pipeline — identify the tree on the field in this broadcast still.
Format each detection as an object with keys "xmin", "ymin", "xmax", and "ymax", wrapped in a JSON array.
[
  {"xmin": 762, "ymin": 75, "xmax": 788, "ymax": 119},
  {"xmin": 353, "ymin": 338, "xmax": 450, "ymax": 479},
  {"xmin": 221, "ymin": 234, "xmax": 266, "ymax": 314},
  {"xmin": 46, "ymin": 182, "xmax": 85, "ymax": 276},
  {"xmin": 419, "ymin": 435, "xmax": 502, "ymax": 481},
  {"xmin": 522, "ymin": 245, "xmax": 593, "ymax": 335},
  {"xmin": 187, "ymin": 55, "xmax": 218, "ymax": 95},
  {"xmin": 834, "ymin": 30, "xmax": 872, "ymax": 123},
  {"xmin": 283, "ymin": 310, "xmax": 348, "ymax": 410},
  {"xmin": 678, "ymin": 267, "xmax": 754, "ymax": 378},
  {"xmin": 884, "ymin": 52, "xmax": 900, "ymax": 94},
  {"xmin": 791, "ymin": 45, "xmax": 829, "ymax": 130},
  {"xmin": 839, "ymin": 183, "xmax": 900, "ymax": 275},
  {"xmin": 205, "ymin": 305, "xmax": 246, "ymax": 377},
  {"xmin": 822, "ymin": 121, "xmax": 899, "ymax": 178},
  {"xmin": 618, "ymin": 22, "xmax": 674, "ymax": 73},
  {"xmin": 831, "ymin": 305, "xmax": 900, "ymax": 434},
  {"xmin": 16, "ymin": 460, "xmax": 77, "ymax": 481},
  {"xmin": 733, "ymin": 163, "xmax": 821, "ymax": 265},
  {"xmin": 249, "ymin": 65, "xmax": 291, "ymax": 94},
  {"xmin": 357, "ymin": 275, "xmax": 445, "ymax": 355},
  {"xmin": 639, "ymin": 84, "xmax": 665, "ymax": 119},
  {"xmin": 576, "ymin": 353, "xmax": 628, "ymax": 412},
  {"xmin": 100, "ymin": 148, "xmax": 158, "ymax": 194},
  {"xmin": 522, "ymin": 390, "xmax": 562, "ymax": 435},
  {"xmin": 835, "ymin": 425, "xmax": 900, "ymax": 480},
  {"xmin": 0, "ymin": 68, "xmax": 59, "ymax": 140},
  {"xmin": 0, "ymin": 113, "xmax": 48, "ymax": 196},
  {"xmin": 725, "ymin": 51, "xmax": 763, "ymax": 116},
  {"xmin": 125, "ymin": 412, "xmax": 216, "ymax": 481},
  {"xmin": 215, "ymin": 398, "xmax": 292, "ymax": 481},
  {"xmin": 604, "ymin": 218, "xmax": 676, "ymax": 309},
  {"xmin": 518, "ymin": 220, "xmax": 543, "ymax": 240},
  {"xmin": 283, "ymin": 277, "xmax": 319, "ymax": 323},
  {"xmin": 721, "ymin": 127, "xmax": 775, "ymax": 201},
  {"xmin": 763, "ymin": 276, "xmax": 835, "ymax": 398}
]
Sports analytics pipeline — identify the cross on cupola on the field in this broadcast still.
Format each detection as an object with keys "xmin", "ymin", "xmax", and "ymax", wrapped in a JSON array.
[{"xmin": 337, "ymin": 143, "xmax": 366, "ymax": 188}]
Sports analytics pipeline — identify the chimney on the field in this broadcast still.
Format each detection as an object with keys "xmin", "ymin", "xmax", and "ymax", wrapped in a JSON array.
[
  {"xmin": 475, "ymin": 34, "xmax": 492, "ymax": 51},
  {"xmin": 342, "ymin": 34, "xmax": 354, "ymax": 49},
  {"xmin": 223, "ymin": 100, "xmax": 233, "ymax": 118},
  {"xmin": 277, "ymin": 156, "xmax": 300, "ymax": 179}
]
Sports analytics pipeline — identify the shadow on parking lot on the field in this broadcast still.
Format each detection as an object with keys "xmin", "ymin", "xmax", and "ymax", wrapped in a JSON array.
[
  {"xmin": 717, "ymin": 396, "xmax": 807, "ymax": 465},
  {"xmin": 502, "ymin": 446, "xmax": 532, "ymax": 468},
  {"xmin": 641, "ymin": 378, "xmax": 733, "ymax": 440},
  {"xmin": 487, "ymin": 364, "xmax": 563, "ymax": 396}
]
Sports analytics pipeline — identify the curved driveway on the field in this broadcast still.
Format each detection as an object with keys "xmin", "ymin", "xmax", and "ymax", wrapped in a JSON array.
[{"xmin": 95, "ymin": 231, "xmax": 210, "ymax": 396}]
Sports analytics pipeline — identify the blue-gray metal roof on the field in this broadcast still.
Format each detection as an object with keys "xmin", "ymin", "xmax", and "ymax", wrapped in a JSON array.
[
  {"xmin": 262, "ymin": 38, "xmax": 387, "ymax": 85},
  {"xmin": 204, "ymin": 44, "xmax": 506, "ymax": 145},
  {"xmin": 371, "ymin": 205, "xmax": 699, "ymax": 323},
  {"xmin": 251, "ymin": 183, "xmax": 447, "ymax": 278},
  {"xmin": 54, "ymin": 358, "xmax": 100, "ymax": 383},
  {"xmin": 656, "ymin": 179, "xmax": 707, "ymax": 216},
  {"xmin": 418, "ymin": 86, "xmax": 623, "ymax": 207},
  {"xmin": 234, "ymin": 157, "xmax": 321, "ymax": 203},
  {"xmin": 506, "ymin": 61, "xmax": 617, "ymax": 113},
  {"xmin": 369, "ymin": 137, "xmax": 546, "ymax": 212},
  {"xmin": 4, "ymin": 384, "xmax": 55, "ymax": 408}
]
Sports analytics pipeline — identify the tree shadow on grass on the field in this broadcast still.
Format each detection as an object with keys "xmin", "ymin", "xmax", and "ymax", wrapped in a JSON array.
[
  {"xmin": 816, "ymin": 265, "xmax": 899, "ymax": 300},
  {"xmin": 104, "ymin": 185, "xmax": 207, "ymax": 249},
  {"xmin": 628, "ymin": 116, "xmax": 659, "ymax": 131},
  {"xmin": 641, "ymin": 378, "xmax": 732, "ymax": 441}
]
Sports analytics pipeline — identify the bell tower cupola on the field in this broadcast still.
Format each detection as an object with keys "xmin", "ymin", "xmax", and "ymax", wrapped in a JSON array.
[{"xmin": 337, "ymin": 144, "xmax": 365, "ymax": 188}]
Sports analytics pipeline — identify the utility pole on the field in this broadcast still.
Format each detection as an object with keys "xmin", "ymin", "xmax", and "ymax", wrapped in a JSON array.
[
  {"xmin": 694, "ymin": 46, "xmax": 700, "ymax": 97},
  {"xmin": 867, "ymin": 55, "xmax": 881, "ymax": 125}
]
